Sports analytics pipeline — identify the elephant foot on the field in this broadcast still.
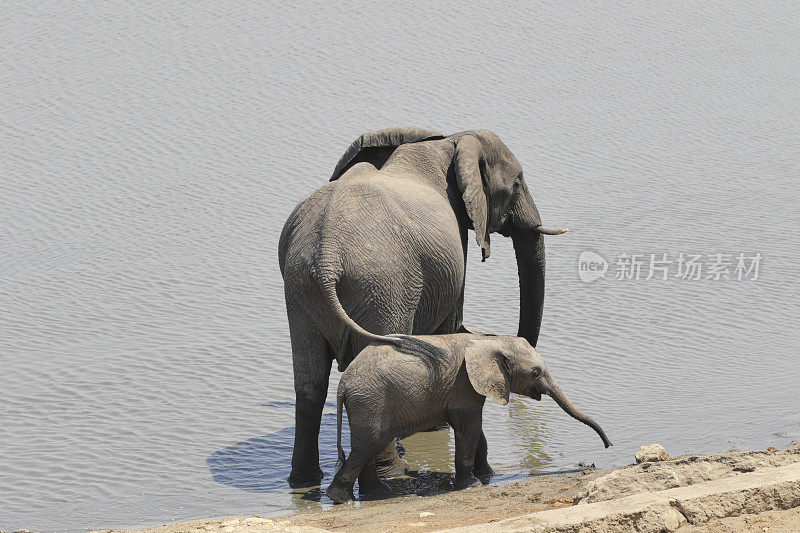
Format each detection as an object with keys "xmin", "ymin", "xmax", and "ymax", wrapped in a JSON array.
[
  {"xmin": 326, "ymin": 482, "xmax": 354, "ymax": 504},
  {"xmin": 454, "ymin": 474, "xmax": 482, "ymax": 490},
  {"xmin": 288, "ymin": 466, "xmax": 324, "ymax": 488},
  {"xmin": 473, "ymin": 463, "xmax": 494, "ymax": 484},
  {"xmin": 376, "ymin": 455, "xmax": 409, "ymax": 479},
  {"xmin": 358, "ymin": 479, "xmax": 392, "ymax": 500}
]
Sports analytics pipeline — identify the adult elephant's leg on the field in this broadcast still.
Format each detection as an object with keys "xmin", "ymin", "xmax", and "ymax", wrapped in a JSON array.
[
  {"xmin": 288, "ymin": 314, "xmax": 332, "ymax": 487},
  {"xmin": 432, "ymin": 305, "xmax": 462, "ymax": 335},
  {"xmin": 473, "ymin": 430, "xmax": 494, "ymax": 481}
]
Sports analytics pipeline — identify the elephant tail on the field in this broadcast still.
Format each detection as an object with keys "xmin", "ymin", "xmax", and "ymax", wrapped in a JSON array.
[
  {"xmin": 317, "ymin": 276, "xmax": 402, "ymax": 347},
  {"xmin": 336, "ymin": 386, "xmax": 345, "ymax": 467}
]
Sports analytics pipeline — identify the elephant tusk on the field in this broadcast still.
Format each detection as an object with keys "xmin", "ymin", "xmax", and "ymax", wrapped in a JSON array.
[{"xmin": 534, "ymin": 225, "xmax": 569, "ymax": 235}]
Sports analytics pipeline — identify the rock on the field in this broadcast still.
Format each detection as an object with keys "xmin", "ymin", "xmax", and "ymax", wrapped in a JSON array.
[
  {"xmin": 419, "ymin": 511, "xmax": 435, "ymax": 518},
  {"xmin": 544, "ymin": 497, "xmax": 573, "ymax": 508},
  {"xmin": 577, "ymin": 448, "xmax": 800, "ymax": 505},
  {"xmin": 636, "ymin": 443, "xmax": 670, "ymax": 463},
  {"xmin": 486, "ymin": 462, "xmax": 800, "ymax": 533}
]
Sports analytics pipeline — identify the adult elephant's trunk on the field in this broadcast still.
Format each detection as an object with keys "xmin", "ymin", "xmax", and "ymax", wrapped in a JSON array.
[
  {"xmin": 513, "ymin": 230, "xmax": 546, "ymax": 348},
  {"xmin": 512, "ymin": 184, "xmax": 568, "ymax": 348},
  {"xmin": 546, "ymin": 378, "xmax": 612, "ymax": 448}
]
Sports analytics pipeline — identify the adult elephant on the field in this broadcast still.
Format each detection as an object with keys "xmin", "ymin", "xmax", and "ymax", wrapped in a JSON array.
[{"xmin": 278, "ymin": 127, "xmax": 567, "ymax": 486}]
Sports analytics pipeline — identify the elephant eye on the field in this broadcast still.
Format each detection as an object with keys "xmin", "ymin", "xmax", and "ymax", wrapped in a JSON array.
[{"xmin": 531, "ymin": 367, "xmax": 542, "ymax": 379}]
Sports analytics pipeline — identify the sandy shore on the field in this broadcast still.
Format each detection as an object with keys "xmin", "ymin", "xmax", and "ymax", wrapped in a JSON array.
[{"xmin": 91, "ymin": 444, "xmax": 800, "ymax": 533}]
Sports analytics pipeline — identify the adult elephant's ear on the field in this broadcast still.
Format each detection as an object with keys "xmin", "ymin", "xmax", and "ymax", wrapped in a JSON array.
[
  {"xmin": 330, "ymin": 127, "xmax": 444, "ymax": 181},
  {"xmin": 454, "ymin": 135, "xmax": 490, "ymax": 261},
  {"xmin": 464, "ymin": 339, "xmax": 510, "ymax": 405}
]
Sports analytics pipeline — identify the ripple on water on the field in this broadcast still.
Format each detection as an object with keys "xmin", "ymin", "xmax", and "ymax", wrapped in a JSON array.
[{"xmin": 3, "ymin": 1, "xmax": 800, "ymax": 531}]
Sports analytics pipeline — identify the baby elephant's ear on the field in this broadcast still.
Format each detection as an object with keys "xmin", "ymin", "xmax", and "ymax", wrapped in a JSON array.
[{"xmin": 464, "ymin": 340, "xmax": 510, "ymax": 405}]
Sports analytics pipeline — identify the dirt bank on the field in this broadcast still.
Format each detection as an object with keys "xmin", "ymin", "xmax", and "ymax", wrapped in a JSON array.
[
  {"xmin": 93, "ymin": 468, "xmax": 601, "ymax": 533},
  {"xmin": 94, "ymin": 445, "xmax": 800, "ymax": 533}
]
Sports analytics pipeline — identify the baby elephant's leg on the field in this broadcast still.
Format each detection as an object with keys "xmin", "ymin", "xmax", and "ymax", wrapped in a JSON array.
[
  {"xmin": 327, "ymin": 430, "xmax": 395, "ymax": 503},
  {"xmin": 326, "ymin": 448, "xmax": 371, "ymax": 503},
  {"xmin": 358, "ymin": 432, "xmax": 394, "ymax": 498},
  {"xmin": 375, "ymin": 440, "xmax": 409, "ymax": 478},
  {"xmin": 451, "ymin": 415, "xmax": 483, "ymax": 490},
  {"xmin": 357, "ymin": 459, "xmax": 392, "ymax": 499}
]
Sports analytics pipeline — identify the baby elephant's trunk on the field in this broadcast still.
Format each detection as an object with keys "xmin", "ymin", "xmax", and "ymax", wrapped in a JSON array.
[
  {"xmin": 547, "ymin": 381, "xmax": 613, "ymax": 448},
  {"xmin": 336, "ymin": 387, "xmax": 345, "ymax": 467}
]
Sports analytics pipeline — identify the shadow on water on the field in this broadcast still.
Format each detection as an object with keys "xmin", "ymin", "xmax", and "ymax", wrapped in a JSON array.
[
  {"xmin": 207, "ymin": 402, "xmax": 347, "ymax": 494},
  {"xmin": 207, "ymin": 401, "xmax": 569, "ymax": 506},
  {"xmin": 206, "ymin": 402, "xmax": 466, "ymax": 502}
]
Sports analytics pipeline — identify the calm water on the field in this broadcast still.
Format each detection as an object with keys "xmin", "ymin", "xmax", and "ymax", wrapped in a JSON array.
[{"xmin": 2, "ymin": 1, "xmax": 799, "ymax": 530}]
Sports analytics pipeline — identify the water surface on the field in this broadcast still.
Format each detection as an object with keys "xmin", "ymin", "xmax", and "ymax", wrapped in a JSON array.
[{"xmin": 2, "ymin": 1, "xmax": 799, "ymax": 530}]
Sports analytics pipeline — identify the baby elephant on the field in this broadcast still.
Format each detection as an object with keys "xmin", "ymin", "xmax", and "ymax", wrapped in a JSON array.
[{"xmin": 326, "ymin": 333, "xmax": 611, "ymax": 503}]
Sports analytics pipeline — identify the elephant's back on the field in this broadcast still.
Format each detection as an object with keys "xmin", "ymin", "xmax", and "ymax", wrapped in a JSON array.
[
  {"xmin": 340, "ymin": 345, "xmax": 421, "ymax": 399},
  {"xmin": 332, "ymin": 175, "xmax": 463, "ymax": 340},
  {"xmin": 342, "ymin": 342, "xmax": 458, "ymax": 432},
  {"xmin": 343, "ymin": 344, "xmax": 443, "ymax": 397},
  {"xmin": 329, "ymin": 173, "xmax": 464, "ymax": 281},
  {"xmin": 280, "ymin": 168, "xmax": 466, "ymax": 365}
]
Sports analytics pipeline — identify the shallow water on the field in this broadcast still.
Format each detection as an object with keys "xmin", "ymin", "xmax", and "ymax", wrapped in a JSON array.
[{"xmin": 2, "ymin": 1, "xmax": 799, "ymax": 531}]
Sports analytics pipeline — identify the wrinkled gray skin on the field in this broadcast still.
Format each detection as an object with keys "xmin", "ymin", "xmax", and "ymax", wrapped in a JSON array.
[
  {"xmin": 326, "ymin": 334, "xmax": 612, "ymax": 503},
  {"xmin": 279, "ymin": 127, "xmax": 568, "ymax": 486}
]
